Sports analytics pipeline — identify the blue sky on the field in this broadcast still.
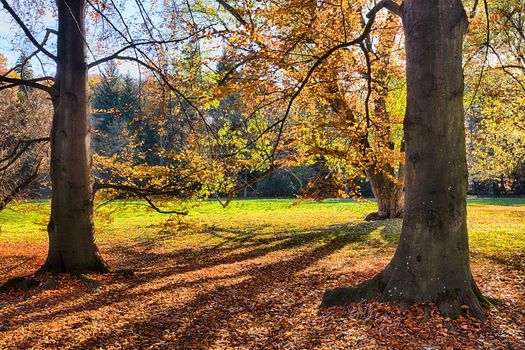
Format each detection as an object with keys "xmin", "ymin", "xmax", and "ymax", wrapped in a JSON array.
[
  {"xmin": 0, "ymin": 4, "xmax": 140, "ymax": 77},
  {"xmin": 1, "ymin": 1, "xmax": 229, "ymax": 79}
]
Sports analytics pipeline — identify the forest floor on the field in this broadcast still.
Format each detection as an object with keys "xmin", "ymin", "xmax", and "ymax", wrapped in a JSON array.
[{"xmin": 0, "ymin": 198, "xmax": 524, "ymax": 349}]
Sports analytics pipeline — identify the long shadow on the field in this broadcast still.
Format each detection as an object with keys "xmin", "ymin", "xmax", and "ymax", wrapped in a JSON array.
[
  {"xmin": 471, "ymin": 251, "xmax": 525, "ymax": 271},
  {"xmin": 0, "ymin": 220, "xmax": 384, "ymax": 347},
  {"xmin": 114, "ymin": 220, "xmax": 381, "ymax": 268},
  {"xmin": 0, "ymin": 256, "xmax": 35, "ymax": 277},
  {"xmin": 68, "ymin": 221, "xmax": 382, "ymax": 349}
]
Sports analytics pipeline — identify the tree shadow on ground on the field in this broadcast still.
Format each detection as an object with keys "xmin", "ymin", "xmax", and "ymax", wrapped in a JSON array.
[
  {"xmin": 69, "ymin": 220, "xmax": 384, "ymax": 349},
  {"xmin": 471, "ymin": 251, "xmax": 525, "ymax": 271},
  {"xmin": 0, "ymin": 256, "xmax": 35, "ymax": 277},
  {"xmin": 0, "ymin": 220, "xmax": 387, "ymax": 348}
]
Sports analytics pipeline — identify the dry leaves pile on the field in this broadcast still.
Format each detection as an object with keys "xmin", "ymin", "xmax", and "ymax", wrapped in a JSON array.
[{"xmin": 0, "ymin": 230, "xmax": 523, "ymax": 349}]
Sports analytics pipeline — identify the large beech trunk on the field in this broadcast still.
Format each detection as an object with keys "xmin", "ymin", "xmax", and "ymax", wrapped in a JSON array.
[
  {"xmin": 41, "ymin": 0, "xmax": 108, "ymax": 273},
  {"xmin": 322, "ymin": 0, "xmax": 488, "ymax": 319}
]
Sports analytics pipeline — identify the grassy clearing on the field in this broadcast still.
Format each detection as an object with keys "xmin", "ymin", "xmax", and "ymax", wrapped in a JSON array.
[
  {"xmin": 0, "ymin": 198, "xmax": 523, "ymax": 349},
  {"xmin": 0, "ymin": 197, "xmax": 523, "ymax": 258}
]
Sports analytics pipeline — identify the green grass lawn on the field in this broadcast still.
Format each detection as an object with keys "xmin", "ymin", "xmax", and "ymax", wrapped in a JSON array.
[
  {"xmin": 1, "ymin": 197, "xmax": 523, "ymax": 260},
  {"xmin": 1, "ymin": 197, "xmax": 524, "ymax": 349}
]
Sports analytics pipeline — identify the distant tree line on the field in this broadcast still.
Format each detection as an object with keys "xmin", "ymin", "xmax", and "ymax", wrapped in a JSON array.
[{"xmin": 89, "ymin": 64, "xmax": 525, "ymax": 199}]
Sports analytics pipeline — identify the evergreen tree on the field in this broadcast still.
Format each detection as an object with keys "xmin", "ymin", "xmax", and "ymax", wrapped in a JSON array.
[
  {"xmin": 91, "ymin": 63, "xmax": 139, "ymax": 157},
  {"xmin": 15, "ymin": 52, "xmax": 34, "ymax": 96}
]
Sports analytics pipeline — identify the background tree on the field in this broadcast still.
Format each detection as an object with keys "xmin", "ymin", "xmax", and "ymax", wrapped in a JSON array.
[
  {"xmin": 207, "ymin": 0, "xmax": 503, "ymax": 320},
  {"xmin": 201, "ymin": 1, "xmax": 408, "ymax": 213},
  {"xmin": 91, "ymin": 63, "xmax": 139, "ymax": 159},
  {"xmin": 464, "ymin": 0, "xmax": 525, "ymax": 194},
  {"xmin": 0, "ymin": 53, "xmax": 51, "ymax": 211}
]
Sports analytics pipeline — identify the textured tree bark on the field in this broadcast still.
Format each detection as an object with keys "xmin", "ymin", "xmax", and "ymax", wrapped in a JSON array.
[
  {"xmin": 363, "ymin": 15, "xmax": 405, "ymax": 220},
  {"xmin": 365, "ymin": 165, "xmax": 404, "ymax": 220},
  {"xmin": 322, "ymin": 0, "xmax": 489, "ymax": 319},
  {"xmin": 41, "ymin": 0, "xmax": 108, "ymax": 273}
]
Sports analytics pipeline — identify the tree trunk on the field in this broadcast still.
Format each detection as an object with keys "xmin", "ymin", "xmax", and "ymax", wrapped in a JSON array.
[
  {"xmin": 322, "ymin": 0, "xmax": 488, "ymax": 319},
  {"xmin": 41, "ymin": 0, "xmax": 108, "ymax": 273},
  {"xmin": 363, "ymin": 16, "xmax": 405, "ymax": 221},
  {"xmin": 365, "ymin": 164, "xmax": 404, "ymax": 220}
]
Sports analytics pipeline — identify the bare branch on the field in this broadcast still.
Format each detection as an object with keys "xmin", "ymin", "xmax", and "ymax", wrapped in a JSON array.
[
  {"xmin": 94, "ymin": 182, "xmax": 202, "ymax": 215},
  {"xmin": 0, "ymin": 75, "xmax": 55, "ymax": 94},
  {"xmin": 366, "ymin": 0, "xmax": 401, "ymax": 19},
  {"xmin": 85, "ymin": 0, "xmax": 222, "ymax": 146},
  {"xmin": 87, "ymin": 30, "xmax": 211, "ymax": 69},
  {"xmin": 2, "ymin": 28, "xmax": 55, "ymax": 77},
  {"xmin": 0, "ymin": 137, "xmax": 50, "ymax": 172},
  {"xmin": 216, "ymin": 0, "xmax": 246, "ymax": 25},
  {"xmin": 93, "ymin": 54, "xmax": 222, "ymax": 145},
  {"xmin": 498, "ymin": 64, "xmax": 525, "ymax": 71},
  {"xmin": 489, "ymin": 45, "xmax": 525, "ymax": 92},
  {"xmin": 216, "ymin": 165, "xmax": 276, "ymax": 208},
  {"xmin": 466, "ymin": 0, "xmax": 490, "ymax": 113},
  {"xmin": 0, "ymin": 0, "xmax": 58, "ymax": 62},
  {"xmin": 360, "ymin": 43, "xmax": 373, "ymax": 129},
  {"xmin": 470, "ymin": 0, "xmax": 480, "ymax": 18},
  {"xmin": 383, "ymin": 1, "xmax": 402, "ymax": 17},
  {"xmin": 0, "ymin": 160, "xmax": 42, "ymax": 212}
]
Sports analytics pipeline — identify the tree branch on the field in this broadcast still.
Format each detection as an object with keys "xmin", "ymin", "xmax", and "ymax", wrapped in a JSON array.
[
  {"xmin": 367, "ymin": 0, "xmax": 401, "ymax": 18},
  {"xmin": 0, "ymin": 0, "xmax": 58, "ymax": 62},
  {"xmin": 0, "ymin": 75, "xmax": 56, "ymax": 94},
  {"xmin": 216, "ymin": 0, "xmax": 246, "ymax": 25},
  {"xmin": 220, "ymin": 5, "xmax": 385, "ymax": 161},
  {"xmin": 90, "ymin": 54, "xmax": 222, "ymax": 145},
  {"xmin": 216, "ymin": 165, "xmax": 276, "ymax": 208},
  {"xmin": 383, "ymin": 1, "xmax": 402, "ymax": 17},
  {"xmin": 87, "ymin": 30, "xmax": 212, "ymax": 69},
  {"xmin": 470, "ymin": 0, "xmax": 480, "ymax": 18},
  {"xmin": 270, "ymin": 9, "xmax": 380, "ymax": 159},
  {"xmin": 2, "ymin": 28, "xmax": 56, "ymax": 77},
  {"xmin": 0, "ymin": 160, "xmax": 42, "ymax": 212},
  {"xmin": 0, "ymin": 137, "xmax": 50, "ymax": 172},
  {"xmin": 94, "ymin": 182, "xmax": 202, "ymax": 215}
]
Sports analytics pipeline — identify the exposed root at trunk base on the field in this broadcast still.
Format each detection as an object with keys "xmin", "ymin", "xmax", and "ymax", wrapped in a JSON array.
[
  {"xmin": 364, "ymin": 211, "xmax": 403, "ymax": 221},
  {"xmin": 321, "ymin": 271, "xmax": 490, "ymax": 321},
  {"xmin": 321, "ymin": 272, "xmax": 388, "ymax": 306},
  {"xmin": 77, "ymin": 274, "xmax": 103, "ymax": 289},
  {"xmin": 0, "ymin": 276, "xmax": 39, "ymax": 293},
  {"xmin": 38, "ymin": 253, "xmax": 109, "ymax": 274}
]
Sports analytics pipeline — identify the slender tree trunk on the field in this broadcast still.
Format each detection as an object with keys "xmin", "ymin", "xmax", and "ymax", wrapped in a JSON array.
[
  {"xmin": 322, "ymin": 0, "xmax": 488, "ymax": 319},
  {"xmin": 41, "ymin": 0, "xmax": 108, "ymax": 273}
]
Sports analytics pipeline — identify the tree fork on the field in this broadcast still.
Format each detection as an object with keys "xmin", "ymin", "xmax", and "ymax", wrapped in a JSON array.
[{"xmin": 322, "ymin": 0, "xmax": 490, "ymax": 320}]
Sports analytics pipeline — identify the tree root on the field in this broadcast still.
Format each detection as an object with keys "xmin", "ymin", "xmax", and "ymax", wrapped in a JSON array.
[
  {"xmin": 0, "ymin": 276, "xmax": 39, "ymax": 293},
  {"xmin": 321, "ymin": 272, "xmax": 387, "ymax": 307},
  {"xmin": 321, "ymin": 271, "xmax": 491, "ymax": 321},
  {"xmin": 364, "ymin": 211, "xmax": 402, "ymax": 221},
  {"xmin": 364, "ymin": 212, "xmax": 390, "ymax": 221},
  {"xmin": 77, "ymin": 274, "xmax": 103, "ymax": 289},
  {"xmin": 38, "ymin": 255, "xmax": 109, "ymax": 274}
]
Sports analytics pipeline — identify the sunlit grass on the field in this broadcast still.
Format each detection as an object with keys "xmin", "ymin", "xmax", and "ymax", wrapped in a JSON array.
[{"xmin": 0, "ymin": 197, "xmax": 523, "ymax": 259}]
